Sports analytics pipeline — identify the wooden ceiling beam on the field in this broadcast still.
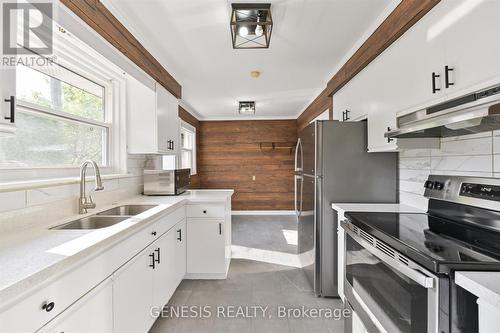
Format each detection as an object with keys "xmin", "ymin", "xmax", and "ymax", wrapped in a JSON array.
[
  {"xmin": 61, "ymin": 0, "xmax": 182, "ymax": 98},
  {"xmin": 297, "ymin": 0, "xmax": 441, "ymax": 131}
]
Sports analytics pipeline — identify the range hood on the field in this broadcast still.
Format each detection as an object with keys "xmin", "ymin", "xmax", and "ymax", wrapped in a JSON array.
[{"xmin": 385, "ymin": 85, "xmax": 500, "ymax": 139}]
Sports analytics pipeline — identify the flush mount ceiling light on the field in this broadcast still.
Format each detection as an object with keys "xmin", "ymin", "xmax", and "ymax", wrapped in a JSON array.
[
  {"xmin": 239, "ymin": 101, "xmax": 256, "ymax": 115},
  {"xmin": 230, "ymin": 3, "xmax": 273, "ymax": 49}
]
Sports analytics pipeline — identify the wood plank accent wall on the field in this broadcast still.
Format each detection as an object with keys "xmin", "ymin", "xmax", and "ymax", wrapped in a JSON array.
[
  {"xmin": 61, "ymin": 0, "xmax": 182, "ymax": 98},
  {"xmin": 178, "ymin": 106, "xmax": 201, "ymax": 188},
  {"xmin": 198, "ymin": 120, "xmax": 297, "ymax": 210},
  {"xmin": 297, "ymin": 0, "xmax": 441, "ymax": 131}
]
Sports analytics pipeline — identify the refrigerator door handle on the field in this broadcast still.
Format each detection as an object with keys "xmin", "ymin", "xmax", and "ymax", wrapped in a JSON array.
[
  {"xmin": 294, "ymin": 138, "xmax": 303, "ymax": 172},
  {"xmin": 294, "ymin": 174, "xmax": 303, "ymax": 218}
]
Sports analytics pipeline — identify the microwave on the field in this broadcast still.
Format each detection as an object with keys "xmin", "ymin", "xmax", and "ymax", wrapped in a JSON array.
[{"xmin": 143, "ymin": 169, "xmax": 191, "ymax": 195}]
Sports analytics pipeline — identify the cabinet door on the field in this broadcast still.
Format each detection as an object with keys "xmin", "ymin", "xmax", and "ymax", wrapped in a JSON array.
[
  {"xmin": 152, "ymin": 229, "xmax": 177, "ymax": 309},
  {"xmin": 174, "ymin": 220, "xmax": 187, "ymax": 285},
  {"xmin": 187, "ymin": 221, "xmax": 225, "ymax": 274},
  {"xmin": 156, "ymin": 84, "xmax": 171, "ymax": 153},
  {"xmin": 40, "ymin": 279, "xmax": 113, "ymax": 333},
  {"xmin": 168, "ymin": 93, "xmax": 180, "ymax": 155},
  {"xmin": 126, "ymin": 75, "xmax": 157, "ymax": 154},
  {"xmin": 113, "ymin": 246, "xmax": 155, "ymax": 333},
  {"xmin": 440, "ymin": 0, "xmax": 500, "ymax": 97}
]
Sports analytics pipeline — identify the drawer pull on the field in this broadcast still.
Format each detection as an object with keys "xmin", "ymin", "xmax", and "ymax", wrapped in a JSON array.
[
  {"xmin": 154, "ymin": 248, "xmax": 160, "ymax": 264},
  {"xmin": 177, "ymin": 229, "xmax": 182, "ymax": 241},
  {"xmin": 42, "ymin": 302, "xmax": 55, "ymax": 312},
  {"xmin": 151, "ymin": 231, "xmax": 157, "ymax": 236},
  {"xmin": 203, "ymin": 210, "xmax": 207, "ymax": 214}
]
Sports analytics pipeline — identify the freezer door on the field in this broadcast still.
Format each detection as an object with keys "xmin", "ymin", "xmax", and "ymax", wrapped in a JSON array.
[{"xmin": 300, "ymin": 122, "xmax": 316, "ymax": 176}]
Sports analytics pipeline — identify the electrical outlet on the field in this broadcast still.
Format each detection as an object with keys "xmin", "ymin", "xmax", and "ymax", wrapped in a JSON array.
[{"xmin": 252, "ymin": 175, "xmax": 256, "ymax": 181}]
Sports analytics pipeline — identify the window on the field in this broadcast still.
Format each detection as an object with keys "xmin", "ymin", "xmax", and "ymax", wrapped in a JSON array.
[
  {"xmin": 0, "ymin": 61, "xmax": 110, "ymax": 168},
  {"xmin": 180, "ymin": 122, "xmax": 196, "ymax": 175}
]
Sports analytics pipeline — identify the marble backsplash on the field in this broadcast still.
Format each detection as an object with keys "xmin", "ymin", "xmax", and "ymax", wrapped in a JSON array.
[
  {"xmin": 0, "ymin": 154, "xmax": 147, "ymax": 233},
  {"xmin": 399, "ymin": 130, "xmax": 499, "ymax": 210}
]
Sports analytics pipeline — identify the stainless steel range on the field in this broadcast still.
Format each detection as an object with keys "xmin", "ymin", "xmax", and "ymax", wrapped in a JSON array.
[{"xmin": 342, "ymin": 175, "xmax": 500, "ymax": 333}]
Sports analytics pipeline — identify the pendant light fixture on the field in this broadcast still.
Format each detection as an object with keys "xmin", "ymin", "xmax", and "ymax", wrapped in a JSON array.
[{"xmin": 230, "ymin": 3, "xmax": 273, "ymax": 49}]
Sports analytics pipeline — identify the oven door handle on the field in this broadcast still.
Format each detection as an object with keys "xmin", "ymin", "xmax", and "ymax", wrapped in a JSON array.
[{"xmin": 343, "ymin": 223, "xmax": 435, "ymax": 289}]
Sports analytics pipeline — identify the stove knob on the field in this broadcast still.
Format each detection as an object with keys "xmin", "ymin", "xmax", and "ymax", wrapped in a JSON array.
[
  {"xmin": 434, "ymin": 181, "xmax": 444, "ymax": 190},
  {"xmin": 424, "ymin": 180, "xmax": 434, "ymax": 189}
]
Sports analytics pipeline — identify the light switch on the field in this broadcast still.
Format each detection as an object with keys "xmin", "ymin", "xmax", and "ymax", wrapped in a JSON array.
[{"xmin": 252, "ymin": 175, "xmax": 256, "ymax": 181}]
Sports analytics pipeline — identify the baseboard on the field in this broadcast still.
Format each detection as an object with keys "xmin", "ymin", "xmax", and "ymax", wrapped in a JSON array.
[{"xmin": 231, "ymin": 210, "xmax": 296, "ymax": 216}]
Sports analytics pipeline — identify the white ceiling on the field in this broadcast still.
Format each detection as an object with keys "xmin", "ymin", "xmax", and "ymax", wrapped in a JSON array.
[{"xmin": 103, "ymin": 0, "xmax": 396, "ymax": 120}]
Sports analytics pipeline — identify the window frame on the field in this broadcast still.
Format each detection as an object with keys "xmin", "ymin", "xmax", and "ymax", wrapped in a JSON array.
[
  {"xmin": 180, "ymin": 121, "xmax": 197, "ymax": 175},
  {"xmin": 0, "ymin": 24, "xmax": 128, "ymax": 182}
]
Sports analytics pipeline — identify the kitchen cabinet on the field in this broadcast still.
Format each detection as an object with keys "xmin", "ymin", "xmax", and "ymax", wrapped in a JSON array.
[
  {"xmin": 186, "ymin": 201, "xmax": 231, "ymax": 279},
  {"xmin": 152, "ymin": 220, "xmax": 186, "ymax": 309},
  {"xmin": 113, "ymin": 244, "xmax": 156, "ymax": 333},
  {"xmin": 126, "ymin": 74, "xmax": 179, "ymax": 154},
  {"xmin": 38, "ymin": 279, "xmax": 113, "ymax": 333},
  {"xmin": 114, "ymin": 218, "xmax": 186, "ymax": 333},
  {"xmin": 439, "ymin": 0, "xmax": 500, "ymax": 99},
  {"xmin": 156, "ymin": 83, "xmax": 180, "ymax": 154},
  {"xmin": 187, "ymin": 220, "xmax": 225, "ymax": 275},
  {"xmin": 0, "ymin": 15, "xmax": 16, "ymax": 135}
]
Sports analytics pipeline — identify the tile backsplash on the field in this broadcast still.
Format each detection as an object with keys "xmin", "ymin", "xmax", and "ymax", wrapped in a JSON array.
[
  {"xmin": 0, "ymin": 154, "xmax": 147, "ymax": 233},
  {"xmin": 399, "ymin": 131, "xmax": 498, "ymax": 210}
]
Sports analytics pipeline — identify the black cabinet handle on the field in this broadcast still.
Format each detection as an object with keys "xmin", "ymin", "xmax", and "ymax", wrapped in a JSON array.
[
  {"xmin": 445, "ymin": 65, "xmax": 454, "ymax": 88},
  {"xmin": 387, "ymin": 127, "xmax": 394, "ymax": 143},
  {"xmin": 171, "ymin": 141, "xmax": 174, "ymax": 150},
  {"xmin": 149, "ymin": 253, "xmax": 155, "ymax": 269},
  {"xmin": 177, "ymin": 229, "xmax": 182, "ymax": 241},
  {"xmin": 203, "ymin": 210, "xmax": 207, "ymax": 214},
  {"xmin": 344, "ymin": 110, "xmax": 350, "ymax": 121},
  {"xmin": 342, "ymin": 111, "xmax": 345, "ymax": 121},
  {"xmin": 151, "ymin": 231, "xmax": 157, "ymax": 236},
  {"xmin": 432, "ymin": 72, "xmax": 441, "ymax": 94},
  {"xmin": 219, "ymin": 223, "xmax": 222, "ymax": 235},
  {"xmin": 154, "ymin": 248, "xmax": 160, "ymax": 264},
  {"xmin": 4, "ymin": 96, "xmax": 14, "ymax": 123},
  {"xmin": 42, "ymin": 301, "xmax": 55, "ymax": 312}
]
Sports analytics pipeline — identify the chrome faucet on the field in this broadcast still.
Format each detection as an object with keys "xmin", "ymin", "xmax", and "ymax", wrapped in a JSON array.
[{"xmin": 78, "ymin": 160, "xmax": 104, "ymax": 214}]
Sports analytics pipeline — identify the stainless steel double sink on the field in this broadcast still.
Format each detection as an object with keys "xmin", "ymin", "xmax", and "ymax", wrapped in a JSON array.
[{"xmin": 52, "ymin": 205, "xmax": 158, "ymax": 230}]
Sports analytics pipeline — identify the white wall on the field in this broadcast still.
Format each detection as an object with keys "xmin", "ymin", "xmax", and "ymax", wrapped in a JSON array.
[{"xmin": 399, "ymin": 131, "xmax": 498, "ymax": 210}]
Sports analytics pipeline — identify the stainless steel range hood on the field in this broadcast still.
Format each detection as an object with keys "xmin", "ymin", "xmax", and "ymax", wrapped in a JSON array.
[{"xmin": 385, "ymin": 85, "xmax": 500, "ymax": 139}]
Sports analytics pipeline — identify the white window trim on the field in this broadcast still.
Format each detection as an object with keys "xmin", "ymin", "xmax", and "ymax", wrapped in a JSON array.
[
  {"xmin": 0, "ymin": 23, "xmax": 128, "ymax": 183},
  {"xmin": 180, "ymin": 121, "xmax": 197, "ymax": 175}
]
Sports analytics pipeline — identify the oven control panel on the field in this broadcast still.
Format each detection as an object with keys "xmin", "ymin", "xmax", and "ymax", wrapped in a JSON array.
[{"xmin": 460, "ymin": 183, "xmax": 500, "ymax": 202}]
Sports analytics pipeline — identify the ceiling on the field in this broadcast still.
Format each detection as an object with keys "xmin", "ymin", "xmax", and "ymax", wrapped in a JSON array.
[{"xmin": 103, "ymin": 0, "xmax": 395, "ymax": 120}]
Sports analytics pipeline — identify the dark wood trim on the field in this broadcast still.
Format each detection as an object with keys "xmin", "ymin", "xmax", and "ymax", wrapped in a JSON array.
[
  {"xmin": 178, "ymin": 106, "xmax": 199, "ymax": 128},
  {"xmin": 297, "ymin": 0, "xmax": 440, "ymax": 131},
  {"xmin": 61, "ymin": 0, "xmax": 182, "ymax": 98},
  {"xmin": 297, "ymin": 88, "xmax": 333, "ymax": 131}
]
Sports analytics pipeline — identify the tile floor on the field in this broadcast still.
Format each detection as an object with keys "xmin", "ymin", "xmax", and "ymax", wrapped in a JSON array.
[
  {"xmin": 149, "ymin": 259, "xmax": 344, "ymax": 333},
  {"xmin": 232, "ymin": 215, "xmax": 298, "ymax": 254}
]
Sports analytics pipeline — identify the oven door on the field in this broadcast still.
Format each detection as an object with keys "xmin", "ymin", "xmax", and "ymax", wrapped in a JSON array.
[{"xmin": 343, "ymin": 222, "xmax": 440, "ymax": 333}]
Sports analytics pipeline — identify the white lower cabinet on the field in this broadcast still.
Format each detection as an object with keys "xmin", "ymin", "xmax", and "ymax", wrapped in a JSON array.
[
  {"xmin": 113, "ymin": 244, "xmax": 156, "ymax": 333},
  {"xmin": 39, "ymin": 279, "xmax": 113, "ymax": 333},
  {"xmin": 187, "ymin": 220, "xmax": 226, "ymax": 275},
  {"xmin": 114, "ymin": 219, "xmax": 186, "ymax": 333}
]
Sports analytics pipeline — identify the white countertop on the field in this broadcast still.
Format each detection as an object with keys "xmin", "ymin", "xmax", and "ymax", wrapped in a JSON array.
[
  {"xmin": 455, "ymin": 271, "xmax": 500, "ymax": 308},
  {"xmin": 331, "ymin": 203, "xmax": 424, "ymax": 214},
  {"xmin": 0, "ymin": 190, "xmax": 233, "ymax": 306}
]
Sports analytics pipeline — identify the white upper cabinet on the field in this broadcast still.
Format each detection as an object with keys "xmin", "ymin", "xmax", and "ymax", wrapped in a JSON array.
[
  {"xmin": 127, "ymin": 74, "xmax": 179, "ymax": 154},
  {"xmin": 439, "ymin": 0, "xmax": 500, "ymax": 98},
  {"xmin": 156, "ymin": 83, "xmax": 180, "ymax": 154},
  {"xmin": 0, "ymin": 19, "xmax": 16, "ymax": 135}
]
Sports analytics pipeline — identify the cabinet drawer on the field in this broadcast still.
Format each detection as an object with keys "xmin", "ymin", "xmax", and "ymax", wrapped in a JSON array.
[
  {"xmin": 0, "ymin": 255, "xmax": 113, "ymax": 333},
  {"xmin": 187, "ymin": 204, "xmax": 224, "ymax": 218},
  {"xmin": 150, "ymin": 206, "xmax": 186, "ymax": 237}
]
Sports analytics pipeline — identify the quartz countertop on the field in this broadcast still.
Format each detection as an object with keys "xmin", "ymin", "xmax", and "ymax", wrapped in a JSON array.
[
  {"xmin": 331, "ymin": 203, "xmax": 424, "ymax": 214},
  {"xmin": 0, "ymin": 190, "xmax": 233, "ymax": 306},
  {"xmin": 455, "ymin": 271, "xmax": 500, "ymax": 309}
]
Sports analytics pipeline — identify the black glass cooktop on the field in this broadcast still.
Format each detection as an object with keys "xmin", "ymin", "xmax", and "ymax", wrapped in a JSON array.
[{"xmin": 344, "ymin": 212, "xmax": 500, "ymax": 274}]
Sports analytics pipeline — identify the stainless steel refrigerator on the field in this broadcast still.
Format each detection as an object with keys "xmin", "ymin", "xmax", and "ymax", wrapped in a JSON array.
[{"xmin": 294, "ymin": 120, "xmax": 398, "ymax": 297}]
